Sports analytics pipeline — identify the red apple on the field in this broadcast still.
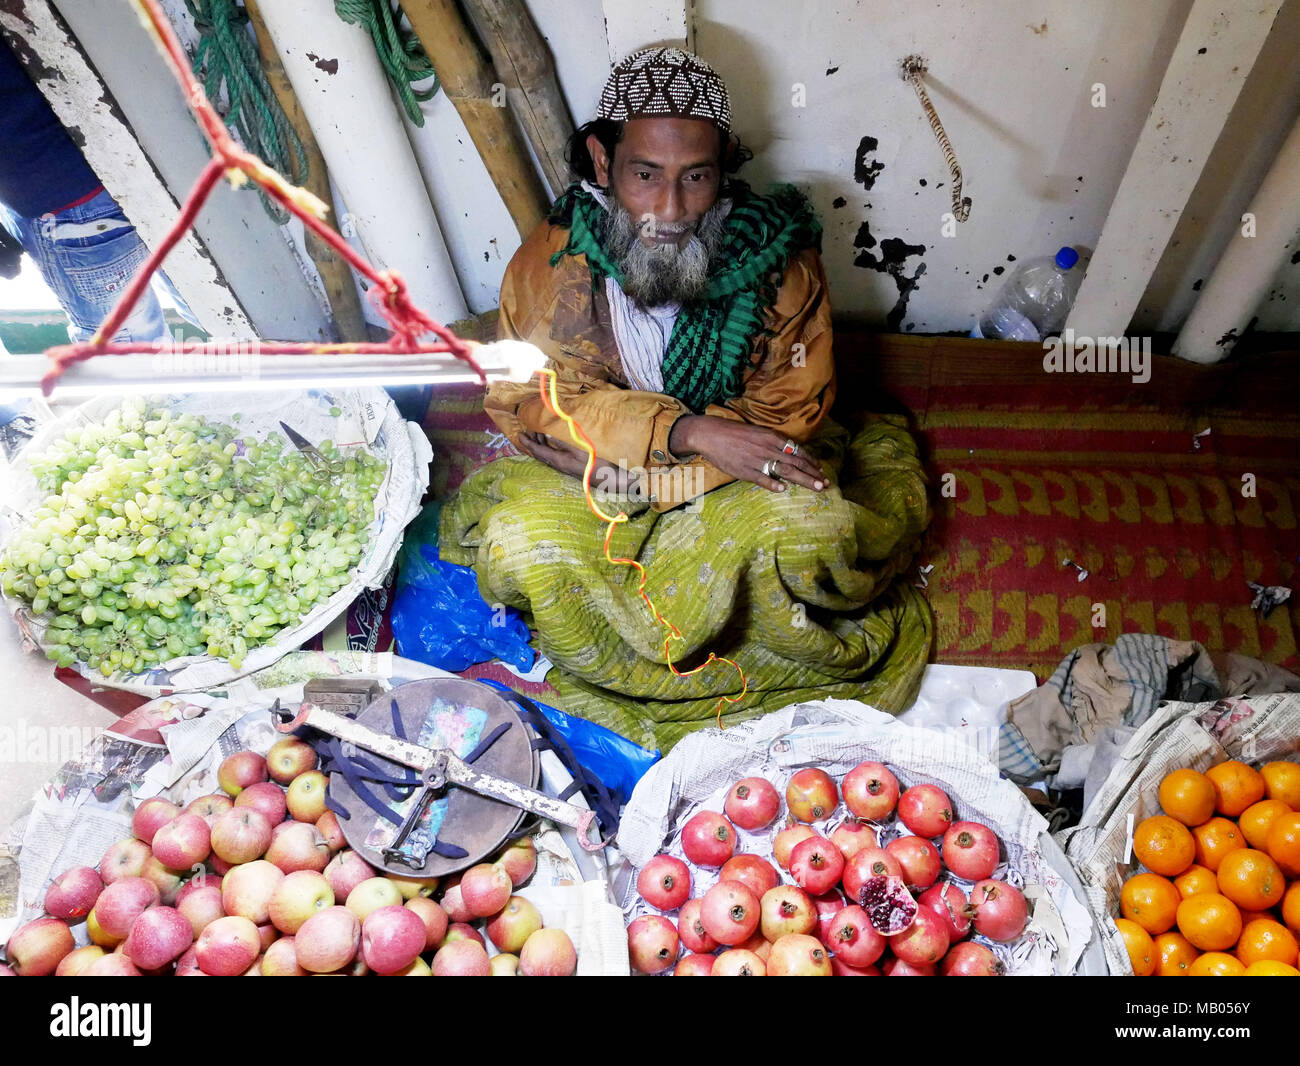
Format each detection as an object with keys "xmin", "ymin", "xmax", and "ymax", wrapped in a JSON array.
[
  {"xmin": 176, "ymin": 871, "xmax": 222, "ymax": 904},
  {"xmin": 176, "ymin": 884, "xmax": 225, "ymax": 939},
  {"xmin": 84, "ymin": 954, "xmax": 142, "ymax": 976},
  {"xmin": 266, "ymin": 737, "xmax": 317, "ymax": 784},
  {"xmin": 131, "ymin": 798, "xmax": 182, "ymax": 845},
  {"xmin": 324, "ymin": 850, "xmax": 376, "ymax": 901},
  {"xmin": 724, "ymin": 777, "xmax": 781, "ymax": 830},
  {"xmin": 294, "ymin": 905, "xmax": 360, "ymax": 973},
  {"xmin": 361, "ymin": 905, "xmax": 427, "ymax": 975},
  {"xmin": 5, "ymin": 917, "xmax": 75, "ymax": 976},
  {"xmin": 459, "ymin": 862, "xmax": 512, "ymax": 918},
  {"xmin": 150, "ymin": 813, "xmax": 212, "ymax": 870},
  {"xmin": 519, "ymin": 927, "xmax": 577, "ymax": 976},
  {"xmin": 94, "ymin": 877, "xmax": 160, "ymax": 939},
  {"xmin": 346, "ymin": 877, "xmax": 404, "ymax": 923},
  {"xmin": 195, "ymin": 915, "xmax": 261, "ymax": 975},
  {"xmin": 489, "ymin": 953, "xmax": 520, "ymax": 976},
  {"xmin": 217, "ymin": 750, "xmax": 268, "ymax": 796},
  {"xmin": 123, "ymin": 906, "xmax": 193, "ymax": 969},
  {"xmin": 140, "ymin": 856, "xmax": 186, "ymax": 905},
  {"xmin": 185, "ymin": 793, "xmax": 233, "ymax": 825},
  {"xmin": 484, "ymin": 895, "xmax": 542, "ymax": 954},
  {"xmin": 210, "ymin": 806, "xmax": 274, "ymax": 864},
  {"xmin": 766, "ymin": 932, "xmax": 832, "ymax": 975},
  {"xmin": 405, "ymin": 896, "xmax": 449, "ymax": 953},
  {"xmin": 785, "ymin": 768, "xmax": 838, "ymax": 823},
  {"xmin": 86, "ymin": 908, "xmax": 121, "ymax": 948},
  {"xmin": 680, "ymin": 810, "xmax": 736, "ymax": 867},
  {"xmin": 221, "ymin": 859, "xmax": 284, "ymax": 924},
  {"xmin": 286, "ymin": 770, "xmax": 328, "ymax": 822},
  {"xmin": 842, "ymin": 761, "xmax": 900, "ymax": 822},
  {"xmin": 234, "ymin": 781, "xmax": 288, "ymax": 826},
  {"xmin": 44, "ymin": 865, "xmax": 103, "ymax": 920},
  {"xmin": 99, "ymin": 838, "xmax": 152, "ymax": 884},
  {"xmin": 438, "ymin": 875, "xmax": 473, "ymax": 923},
  {"xmin": 265, "ymin": 822, "xmax": 330, "ymax": 874},
  {"xmin": 261, "ymin": 936, "xmax": 309, "ymax": 976},
  {"xmin": 443, "ymin": 922, "xmax": 486, "ymax": 947},
  {"xmin": 431, "ymin": 938, "xmax": 490, "ymax": 976},
  {"xmin": 55, "ymin": 944, "xmax": 106, "ymax": 977},
  {"xmin": 315, "ymin": 810, "xmax": 347, "ymax": 853},
  {"xmin": 385, "ymin": 874, "xmax": 439, "ymax": 900},
  {"xmin": 494, "ymin": 837, "xmax": 537, "ymax": 887},
  {"xmin": 268, "ymin": 869, "xmax": 335, "ymax": 935},
  {"xmin": 173, "ymin": 945, "xmax": 203, "ymax": 976}
]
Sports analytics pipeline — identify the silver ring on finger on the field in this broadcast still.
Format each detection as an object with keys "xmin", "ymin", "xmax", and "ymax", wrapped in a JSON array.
[{"xmin": 762, "ymin": 458, "xmax": 780, "ymax": 479}]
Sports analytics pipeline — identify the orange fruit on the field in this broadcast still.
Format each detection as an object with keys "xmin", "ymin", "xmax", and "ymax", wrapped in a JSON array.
[
  {"xmin": 1121, "ymin": 873, "xmax": 1182, "ymax": 934},
  {"xmin": 1266, "ymin": 811, "xmax": 1300, "ymax": 878},
  {"xmin": 1239, "ymin": 799, "xmax": 1293, "ymax": 851},
  {"xmin": 1238, "ymin": 909, "xmax": 1278, "ymax": 926},
  {"xmin": 1283, "ymin": 882, "xmax": 1300, "ymax": 936},
  {"xmin": 1174, "ymin": 864, "xmax": 1218, "ymax": 900},
  {"xmin": 1154, "ymin": 931, "xmax": 1199, "ymax": 976},
  {"xmin": 1159, "ymin": 768, "xmax": 1218, "ymax": 827},
  {"xmin": 1216, "ymin": 848, "xmax": 1287, "ymax": 911},
  {"xmin": 1192, "ymin": 817, "xmax": 1245, "ymax": 872},
  {"xmin": 1134, "ymin": 815, "xmax": 1196, "ymax": 877},
  {"xmin": 1243, "ymin": 959, "xmax": 1300, "ymax": 976},
  {"xmin": 1236, "ymin": 918, "xmax": 1299, "ymax": 967},
  {"xmin": 1189, "ymin": 952, "xmax": 1246, "ymax": 976},
  {"xmin": 1260, "ymin": 761, "xmax": 1300, "ymax": 808},
  {"xmin": 1177, "ymin": 893, "xmax": 1243, "ymax": 952},
  {"xmin": 1205, "ymin": 760, "xmax": 1266, "ymax": 817},
  {"xmin": 1116, "ymin": 917, "xmax": 1156, "ymax": 976}
]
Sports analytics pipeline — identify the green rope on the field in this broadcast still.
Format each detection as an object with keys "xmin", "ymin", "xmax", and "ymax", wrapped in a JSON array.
[
  {"xmin": 333, "ymin": 0, "xmax": 439, "ymax": 126},
  {"xmin": 185, "ymin": 0, "xmax": 309, "ymax": 223}
]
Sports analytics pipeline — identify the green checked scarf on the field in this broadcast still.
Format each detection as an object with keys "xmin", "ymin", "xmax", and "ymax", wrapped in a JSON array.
[{"xmin": 548, "ymin": 183, "xmax": 822, "ymax": 412}]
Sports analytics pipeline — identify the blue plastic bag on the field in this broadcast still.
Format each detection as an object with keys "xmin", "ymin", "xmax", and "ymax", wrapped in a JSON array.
[{"xmin": 390, "ymin": 503, "xmax": 534, "ymax": 673}]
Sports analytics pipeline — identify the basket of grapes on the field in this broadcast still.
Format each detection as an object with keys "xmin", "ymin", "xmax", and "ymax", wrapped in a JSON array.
[{"xmin": 0, "ymin": 388, "xmax": 431, "ymax": 695}]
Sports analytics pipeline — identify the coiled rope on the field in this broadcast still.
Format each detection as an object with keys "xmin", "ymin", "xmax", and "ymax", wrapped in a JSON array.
[
  {"xmin": 901, "ymin": 54, "xmax": 971, "ymax": 223},
  {"xmin": 184, "ymin": 0, "xmax": 308, "ymax": 223},
  {"xmin": 333, "ymin": 0, "xmax": 440, "ymax": 126}
]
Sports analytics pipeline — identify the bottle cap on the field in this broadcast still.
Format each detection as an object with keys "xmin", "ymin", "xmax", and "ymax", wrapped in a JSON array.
[{"xmin": 1055, "ymin": 247, "xmax": 1079, "ymax": 270}]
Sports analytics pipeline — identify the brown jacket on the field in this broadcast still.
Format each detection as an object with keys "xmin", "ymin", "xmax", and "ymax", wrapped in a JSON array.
[{"xmin": 483, "ymin": 217, "xmax": 836, "ymax": 510}]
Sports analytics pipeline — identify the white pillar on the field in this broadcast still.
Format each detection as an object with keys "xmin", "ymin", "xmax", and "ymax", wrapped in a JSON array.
[
  {"xmin": 601, "ymin": 0, "xmax": 690, "ymax": 62},
  {"xmin": 253, "ymin": 0, "xmax": 469, "ymax": 323},
  {"xmin": 1174, "ymin": 115, "xmax": 1300, "ymax": 362}
]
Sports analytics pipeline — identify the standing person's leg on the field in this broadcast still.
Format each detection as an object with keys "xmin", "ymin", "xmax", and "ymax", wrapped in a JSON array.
[{"xmin": 0, "ymin": 188, "xmax": 172, "ymax": 344}]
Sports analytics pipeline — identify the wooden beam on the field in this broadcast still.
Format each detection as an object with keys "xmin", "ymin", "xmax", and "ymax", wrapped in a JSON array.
[
  {"xmin": 244, "ymin": 0, "xmax": 367, "ymax": 342},
  {"xmin": 403, "ymin": 0, "xmax": 550, "ymax": 239},
  {"xmin": 1064, "ymin": 0, "xmax": 1284, "ymax": 340},
  {"xmin": 0, "ymin": 0, "xmax": 254, "ymax": 337},
  {"xmin": 460, "ymin": 0, "xmax": 575, "ymax": 199}
]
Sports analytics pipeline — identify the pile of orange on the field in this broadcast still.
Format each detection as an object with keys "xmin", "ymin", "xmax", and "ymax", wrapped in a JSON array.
[{"xmin": 1115, "ymin": 758, "xmax": 1300, "ymax": 977}]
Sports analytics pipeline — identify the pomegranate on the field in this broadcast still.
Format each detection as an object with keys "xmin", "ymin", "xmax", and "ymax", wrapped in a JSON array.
[
  {"xmin": 626, "ymin": 914, "xmax": 679, "ymax": 974},
  {"xmin": 766, "ymin": 933, "xmax": 832, "ymax": 976},
  {"xmin": 812, "ymin": 890, "xmax": 846, "ymax": 948},
  {"xmin": 680, "ymin": 811, "xmax": 736, "ymax": 868},
  {"xmin": 889, "ymin": 904, "xmax": 950, "ymax": 966},
  {"xmin": 842, "ymin": 761, "xmax": 900, "ymax": 822},
  {"xmin": 712, "ymin": 949, "xmax": 767, "ymax": 976},
  {"xmin": 698, "ymin": 880, "xmax": 760, "ymax": 946},
  {"xmin": 858, "ymin": 874, "xmax": 917, "ymax": 935},
  {"xmin": 968, "ymin": 879, "xmax": 1028, "ymax": 942},
  {"xmin": 673, "ymin": 953, "xmax": 717, "ymax": 976},
  {"xmin": 719, "ymin": 854, "xmax": 781, "ymax": 899},
  {"xmin": 884, "ymin": 836, "xmax": 942, "ymax": 892},
  {"xmin": 789, "ymin": 835, "xmax": 845, "ymax": 896},
  {"xmin": 724, "ymin": 777, "xmax": 781, "ymax": 830},
  {"xmin": 773, "ymin": 823, "xmax": 818, "ymax": 870},
  {"xmin": 759, "ymin": 885, "xmax": 817, "ymax": 941},
  {"xmin": 829, "ymin": 818, "xmax": 877, "ymax": 862},
  {"xmin": 736, "ymin": 930, "xmax": 773, "ymax": 963},
  {"xmin": 831, "ymin": 957, "xmax": 882, "ymax": 976},
  {"xmin": 677, "ymin": 898, "xmax": 720, "ymax": 953},
  {"xmin": 842, "ymin": 846, "xmax": 903, "ymax": 901},
  {"xmin": 883, "ymin": 955, "xmax": 936, "ymax": 976},
  {"xmin": 636, "ymin": 855, "xmax": 691, "ymax": 911},
  {"xmin": 826, "ymin": 905, "xmax": 886, "ymax": 968},
  {"xmin": 941, "ymin": 940, "xmax": 1006, "ymax": 976},
  {"xmin": 785, "ymin": 768, "xmax": 838, "ymax": 823},
  {"xmin": 897, "ymin": 784, "xmax": 955, "ymax": 838},
  {"xmin": 942, "ymin": 821, "xmax": 1001, "ymax": 882},
  {"xmin": 917, "ymin": 882, "xmax": 971, "ymax": 942}
]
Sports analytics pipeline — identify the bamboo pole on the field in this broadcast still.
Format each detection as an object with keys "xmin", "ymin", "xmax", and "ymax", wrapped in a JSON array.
[
  {"xmin": 460, "ymin": 0, "xmax": 575, "ymax": 199},
  {"xmin": 244, "ymin": 0, "xmax": 368, "ymax": 342},
  {"xmin": 403, "ymin": 0, "xmax": 550, "ymax": 239}
]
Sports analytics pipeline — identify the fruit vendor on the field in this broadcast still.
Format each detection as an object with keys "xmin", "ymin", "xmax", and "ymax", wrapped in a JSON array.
[{"xmin": 440, "ymin": 48, "xmax": 933, "ymax": 750}]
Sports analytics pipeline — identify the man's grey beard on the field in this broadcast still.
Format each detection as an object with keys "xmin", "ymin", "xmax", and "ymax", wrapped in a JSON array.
[{"xmin": 600, "ymin": 197, "xmax": 729, "ymax": 308}]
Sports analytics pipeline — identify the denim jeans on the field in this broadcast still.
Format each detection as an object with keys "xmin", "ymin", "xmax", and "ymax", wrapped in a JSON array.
[{"xmin": 0, "ymin": 187, "xmax": 178, "ymax": 343}]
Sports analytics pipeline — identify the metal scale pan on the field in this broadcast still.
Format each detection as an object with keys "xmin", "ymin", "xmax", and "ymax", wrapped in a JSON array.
[{"xmin": 327, "ymin": 677, "xmax": 539, "ymax": 879}]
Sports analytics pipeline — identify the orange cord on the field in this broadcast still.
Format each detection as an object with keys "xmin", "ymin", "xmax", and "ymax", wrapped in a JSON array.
[{"xmin": 534, "ymin": 370, "xmax": 748, "ymax": 727}]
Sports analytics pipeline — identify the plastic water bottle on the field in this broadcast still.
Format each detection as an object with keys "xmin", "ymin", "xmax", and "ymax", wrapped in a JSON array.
[{"xmin": 976, "ymin": 247, "xmax": 1082, "ymax": 341}]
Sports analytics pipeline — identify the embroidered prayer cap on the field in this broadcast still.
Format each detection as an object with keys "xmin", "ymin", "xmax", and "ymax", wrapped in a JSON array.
[{"xmin": 596, "ymin": 47, "xmax": 732, "ymax": 133}]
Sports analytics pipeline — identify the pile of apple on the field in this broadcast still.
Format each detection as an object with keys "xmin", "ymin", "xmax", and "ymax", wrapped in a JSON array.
[
  {"xmin": 626, "ymin": 762, "xmax": 1030, "ymax": 976},
  {"xmin": 2, "ymin": 739, "xmax": 577, "ymax": 977}
]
